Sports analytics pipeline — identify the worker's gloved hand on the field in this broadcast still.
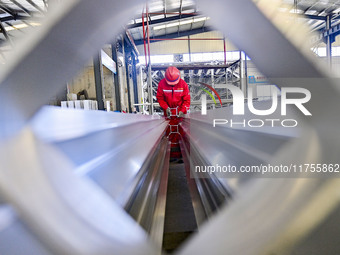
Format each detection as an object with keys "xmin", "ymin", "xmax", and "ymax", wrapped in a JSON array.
[
  {"xmin": 166, "ymin": 108, "xmax": 171, "ymax": 117},
  {"xmin": 178, "ymin": 111, "xmax": 184, "ymax": 118}
]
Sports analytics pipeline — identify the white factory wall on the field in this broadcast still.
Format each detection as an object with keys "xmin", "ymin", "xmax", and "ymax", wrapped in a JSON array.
[
  {"xmin": 66, "ymin": 47, "xmax": 142, "ymax": 112},
  {"xmin": 136, "ymin": 31, "xmax": 238, "ymax": 55},
  {"xmin": 68, "ymin": 59, "xmax": 97, "ymax": 99},
  {"xmin": 189, "ymin": 31, "xmax": 235, "ymax": 53},
  {"xmin": 129, "ymin": 70, "xmax": 136, "ymax": 111},
  {"xmin": 317, "ymin": 35, "xmax": 340, "ymax": 48},
  {"xmin": 330, "ymin": 56, "xmax": 340, "ymax": 77},
  {"xmin": 67, "ymin": 59, "xmax": 118, "ymax": 110}
]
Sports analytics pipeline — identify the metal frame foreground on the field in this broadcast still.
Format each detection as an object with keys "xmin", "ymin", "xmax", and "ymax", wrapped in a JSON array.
[{"xmin": 0, "ymin": 0, "xmax": 340, "ymax": 255}]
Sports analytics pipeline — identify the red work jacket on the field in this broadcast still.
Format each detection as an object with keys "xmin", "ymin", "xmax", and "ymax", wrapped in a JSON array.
[{"xmin": 156, "ymin": 78, "xmax": 190, "ymax": 116}]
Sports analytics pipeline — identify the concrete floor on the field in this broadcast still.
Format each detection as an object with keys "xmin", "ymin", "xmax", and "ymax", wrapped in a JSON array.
[{"xmin": 162, "ymin": 161, "xmax": 198, "ymax": 253}]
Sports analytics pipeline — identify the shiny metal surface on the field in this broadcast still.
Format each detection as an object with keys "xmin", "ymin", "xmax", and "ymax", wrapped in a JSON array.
[
  {"xmin": 0, "ymin": 105, "xmax": 169, "ymax": 254},
  {"xmin": 0, "ymin": 127, "xmax": 158, "ymax": 255},
  {"xmin": 179, "ymin": 134, "xmax": 232, "ymax": 227},
  {"xmin": 31, "ymin": 107, "xmax": 169, "ymax": 206},
  {"xmin": 126, "ymin": 137, "xmax": 171, "ymax": 251}
]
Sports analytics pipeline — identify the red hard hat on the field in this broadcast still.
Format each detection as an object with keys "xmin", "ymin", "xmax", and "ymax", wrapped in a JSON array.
[{"xmin": 165, "ymin": 66, "xmax": 180, "ymax": 85}]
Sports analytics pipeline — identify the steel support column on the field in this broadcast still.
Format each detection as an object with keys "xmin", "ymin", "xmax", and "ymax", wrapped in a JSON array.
[
  {"xmin": 188, "ymin": 35, "xmax": 191, "ymax": 62},
  {"xmin": 239, "ymin": 51, "xmax": 243, "ymax": 92},
  {"xmin": 123, "ymin": 36, "xmax": 132, "ymax": 113},
  {"xmin": 244, "ymin": 52, "xmax": 248, "ymax": 98},
  {"xmin": 146, "ymin": 5, "xmax": 154, "ymax": 115},
  {"xmin": 112, "ymin": 41, "xmax": 121, "ymax": 111},
  {"xmin": 93, "ymin": 52, "xmax": 105, "ymax": 110},
  {"xmin": 148, "ymin": 64, "xmax": 153, "ymax": 114},
  {"xmin": 223, "ymin": 38, "xmax": 227, "ymax": 65},
  {"xmin": 326, "ymin": 15, "xmax": 332, "ymax": 68},
  {"xmin": 132, "ymin": 55, "xmax": 139, "ymax": 112},
  {"xmin": 188, "ymin": 35, "xmax": 192, "ymax": 84}
]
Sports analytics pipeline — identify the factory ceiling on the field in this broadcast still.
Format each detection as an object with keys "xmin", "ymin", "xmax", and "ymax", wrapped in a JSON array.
[{"xmin": 1, "ymin": 0, "xmax": 340, "ymax": 55}]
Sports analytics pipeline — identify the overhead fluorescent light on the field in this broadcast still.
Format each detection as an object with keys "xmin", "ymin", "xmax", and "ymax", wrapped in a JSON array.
[
  {"xmin": 319, "ymin": 0, "xmax": 329, "ymax": 5},
  {"xmin": 180, "ymin": 20, "xmax": 193, "ymax": 25},
  {"xmin": 333, "ymin": 7, "xmax": 340, "ymax": 13},
  {"xmin": 5, "ymin": 24, "xmax": 28, "ymax": 31},
  {"xmin": 153, "ymin": 16, "xmax": 210, "ymax": 30},
  {"xmin": 193, "ymin": 17, "xmax": 210, "ymax": 22},
  {"xmin": 5, "ymin": 22, "xmax": 41, "ymax": 32},
  {"xmin": 30, "ymin": 22, "xmax": 41, "ymax": 27},
  {"xmin": 289, "ymin": 9, "xmax": 303, "ymax": 14},
  {"xmin": 305, "ymin": 10, "xmax": 318, "ymax": 15},
  {"xmin": 154, "ymin": 24, "xmax": 166, "ymax": 30},
  {"xmin": 166, "ymin": 22, "xmax": 180, "ymax": 28}
]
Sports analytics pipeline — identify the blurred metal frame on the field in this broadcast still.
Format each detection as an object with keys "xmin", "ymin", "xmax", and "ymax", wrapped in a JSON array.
[{"xmin": 0, "ymin": 0, "xmax": 340, "ymax": 255}]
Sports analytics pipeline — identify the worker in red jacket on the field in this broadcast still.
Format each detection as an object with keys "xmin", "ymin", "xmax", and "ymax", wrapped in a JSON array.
[{"xmin": 156, "ymin": 66, "xmax": 190, "ymax": 117}]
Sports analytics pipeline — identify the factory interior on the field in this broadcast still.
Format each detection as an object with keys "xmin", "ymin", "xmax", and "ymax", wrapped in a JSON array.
[{"xmin": 1, "ymin": 0, "xmax": 340, "ymax": 254}]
